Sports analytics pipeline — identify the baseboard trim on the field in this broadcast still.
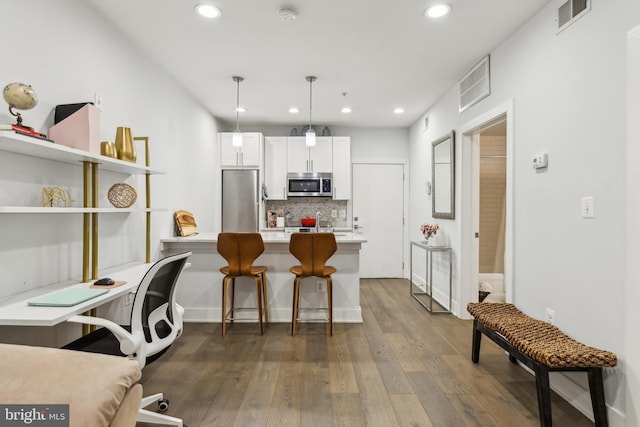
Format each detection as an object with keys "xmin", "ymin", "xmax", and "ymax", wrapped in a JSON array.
[{"xmin": 183, "ymin": 307, "xmax": 362, "ymax": 323}]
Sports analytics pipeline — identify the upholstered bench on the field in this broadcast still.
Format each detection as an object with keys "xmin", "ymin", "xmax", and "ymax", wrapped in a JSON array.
[
  {"xmin": 467, "ymin": 303, "xmax": 617, "ymax": 427},
  {"xmin": 0, "ymin": 343, "xmax": 143, "ymax": 427}
]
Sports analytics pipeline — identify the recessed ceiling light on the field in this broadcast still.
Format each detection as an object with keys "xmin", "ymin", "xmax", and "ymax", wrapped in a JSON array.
[
  {"xmin": 341, "ymin": 107, "xmax": 352, "ymax": 114},
  {"xmin": 195, "ymin": 4, "xmax": 222, "ymax": 19},
  {"xmin": 425, "ymin": 4, "xmax": 452, "ymax": 18},
  {"xmin": 235, "ymin": 106, "xmax": 246, "ymax": 113},
  {"xmin": 289, "ymin": 107, "xmax": 300, "ymax": 114},
  {"xmin": 394, "ymin": 108, "xmax": 405, "ymax": 114}
]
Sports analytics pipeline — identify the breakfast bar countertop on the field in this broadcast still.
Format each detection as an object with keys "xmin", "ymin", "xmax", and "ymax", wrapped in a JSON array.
[{"xmin": 161, "ymin": 231, "xmax": 367, "ymax": 244}]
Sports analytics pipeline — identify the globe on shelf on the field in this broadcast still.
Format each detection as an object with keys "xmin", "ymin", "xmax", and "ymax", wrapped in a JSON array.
[{"xmin": 3, "ymin": 82, "xmax": 38, "ymax": 129}]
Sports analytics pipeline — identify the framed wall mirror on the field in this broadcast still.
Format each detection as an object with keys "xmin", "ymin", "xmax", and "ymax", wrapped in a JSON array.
[{"xmin": 431, "ymin": 130, "xmax": 455, "ymax": 219}]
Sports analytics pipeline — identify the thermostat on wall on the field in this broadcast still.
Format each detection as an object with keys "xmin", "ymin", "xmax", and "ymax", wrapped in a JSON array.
[{"xmin": 532, "ymin": 153, "xmax": 548, "ymax": 169}]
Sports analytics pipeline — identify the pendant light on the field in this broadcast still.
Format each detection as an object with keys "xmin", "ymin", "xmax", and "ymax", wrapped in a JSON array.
[
  {"xmin": 305, "ymin": 75, "xmax": 317, "ymax": 147},
  {"xmin": 232, "ymin": 76, "xmax": 244, "ymax": 147}
]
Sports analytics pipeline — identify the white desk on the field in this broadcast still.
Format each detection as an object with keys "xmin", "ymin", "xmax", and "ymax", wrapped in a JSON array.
[{"xmin": 0, "ymin": 263, "xmax": 151, "ymax": 326}]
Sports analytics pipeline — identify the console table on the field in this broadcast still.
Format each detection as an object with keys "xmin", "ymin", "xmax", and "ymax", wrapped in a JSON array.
[{"xmin": 409, "ymin": 241, "xmax": 452, "ymax": 314}]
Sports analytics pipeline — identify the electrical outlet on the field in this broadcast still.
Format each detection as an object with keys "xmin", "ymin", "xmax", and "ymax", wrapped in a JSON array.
[
  {"xmin": 317, "ymin": 280, "xmax": 323, "ymax": 292},
  {"xmin": 94, "ymin": 93, "xmax": 103, "ymax": 111},
  {"xmin": 331, "ymin": 209, "xmax": 337, "ymax": 218},
  {"xmin": 545, "ymin": 308, "xmax": 555, "ymax": 324},
  {"xmin": 532, "ymin": 153, "xmax": 548, "ymax": 169},
  {"xmin": 125, "ymin": 292, "xmax": 134, "ymax": 305},
  {"xmin": 339, "ymin": 210, "xmax": 346, "ymax": 218}
]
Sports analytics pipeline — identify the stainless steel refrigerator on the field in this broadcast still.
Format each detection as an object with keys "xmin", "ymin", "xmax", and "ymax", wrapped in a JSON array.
[{"xmin": 222, "ymin": 169, "xmax": 259, "ymax": 232}]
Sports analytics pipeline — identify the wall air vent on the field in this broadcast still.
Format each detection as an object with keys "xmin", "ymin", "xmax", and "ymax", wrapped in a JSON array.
[
  {"xmin": 459, "ymin": 55, "xmax": 490, "ymax": 113},
  {"xmin": 556, "ymin": 0, "xmax": 590, "ymax": 34}
]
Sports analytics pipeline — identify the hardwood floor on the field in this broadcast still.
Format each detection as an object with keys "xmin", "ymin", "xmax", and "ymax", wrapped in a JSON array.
[{"xmin": 139, "ymin": 278, "xmax": 595, "ymax": 427}]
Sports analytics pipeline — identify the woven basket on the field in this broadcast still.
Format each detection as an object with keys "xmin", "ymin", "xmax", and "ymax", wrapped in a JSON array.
[{"xmin": 108, "ymin": 183, "xmax": 137, "ymax": 208}]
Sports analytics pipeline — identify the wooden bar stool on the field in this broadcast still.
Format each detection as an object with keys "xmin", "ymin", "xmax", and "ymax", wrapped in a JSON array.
[
  {"xmin": 217, "ymin": 232, "xmax": 268, "ymax": 336},
  {"xmin": 289, "ymin": 232, "xmax": 337, "ymax": 336}
]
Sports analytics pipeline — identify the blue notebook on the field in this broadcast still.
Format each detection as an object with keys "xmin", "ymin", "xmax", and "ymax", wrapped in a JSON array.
[{"xmin": 28, "ymin": 288, "xmax": 109, "ymax": 307}]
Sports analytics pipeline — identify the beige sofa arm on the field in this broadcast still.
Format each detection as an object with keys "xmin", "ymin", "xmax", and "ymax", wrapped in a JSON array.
[{"xmin": 0, "ymin": 343, "xmax": 142, "ymax": 427}]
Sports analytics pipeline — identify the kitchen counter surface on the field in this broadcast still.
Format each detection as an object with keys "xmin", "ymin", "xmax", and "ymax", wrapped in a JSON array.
[{"xmin": 161, "ymin": 231, "xmax": 367, "ymax": 244}]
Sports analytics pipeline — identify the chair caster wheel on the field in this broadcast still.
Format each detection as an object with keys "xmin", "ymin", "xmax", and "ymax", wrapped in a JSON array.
[{"xmin": 158, "ymin": 398, "xmax": 169, "ymax": 412}]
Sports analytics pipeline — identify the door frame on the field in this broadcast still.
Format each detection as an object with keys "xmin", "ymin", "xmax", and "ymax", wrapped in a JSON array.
[
  {"xmin": 458, "ymin": 99, "xmax": 514, "ymax": 319},
  {"xmin": 351, "ymin": 161, "xmax": 409, "ymax": 278}
]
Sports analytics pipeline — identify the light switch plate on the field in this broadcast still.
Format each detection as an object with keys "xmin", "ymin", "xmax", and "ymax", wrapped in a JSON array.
[{"xmin": 581, "ymin": 196, "xmax": 594, "ymax": 218}]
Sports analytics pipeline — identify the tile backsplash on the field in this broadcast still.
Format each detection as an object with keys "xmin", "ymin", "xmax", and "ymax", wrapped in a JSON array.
[{"xmin": 265, "ymin": 199, "xmax": 349, "ymax": 228}]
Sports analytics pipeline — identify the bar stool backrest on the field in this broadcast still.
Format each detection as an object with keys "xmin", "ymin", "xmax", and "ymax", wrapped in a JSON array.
[
  {"xmin": 289, "ymin": 233, "xmax": 337, "ymax": 277},
  {"xmin": 217, "ymin": 232, "xmax": 265, "ymax": 276}
]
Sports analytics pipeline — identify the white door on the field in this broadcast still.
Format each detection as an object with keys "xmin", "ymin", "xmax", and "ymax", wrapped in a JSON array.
[{"xmin": 353, "ymin": 163, "xmax": 404, "ymax": 278}]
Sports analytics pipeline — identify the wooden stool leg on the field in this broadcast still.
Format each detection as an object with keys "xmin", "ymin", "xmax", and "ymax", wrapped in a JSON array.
[
  {"xmin": 292, "ymin": 278, "xmax": 300, "ymax": 336},
  {"xmin": 588, "ymin": 368, "xmax": 609, "ymax": 427},
  {"xmin": 326, "ymin": 276, "xmax": 333, "ymax": 336},
  {"xmin": 255, "ymin": 277, "xmax": 264, "ymax": 335},
  {"xmin": 534, "ymin": 364, "xmax": 552, "ymax": 427},
  {"xmin": 222, "ymin": 276, "xmax": 228, "ymax": 336},
  {"xmin": 262, "ymin": 272, "xmax": 269, "ymax": 323},
  {"xmin": 229, "ymin": 278, "xmax": 235, "ymax": 323}
]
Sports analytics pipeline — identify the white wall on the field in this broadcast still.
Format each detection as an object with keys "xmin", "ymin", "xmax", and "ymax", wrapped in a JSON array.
[
  {"xmin": 625, "ymin": 23, "xmax": 640, "ymax": 427},
  {"xmin": 0, "ymin": 0, "xmax": 219, "ymax": 342},
  {"xmin": 409, "ymin": 0, "xmax": 640, "ymax": 423}
]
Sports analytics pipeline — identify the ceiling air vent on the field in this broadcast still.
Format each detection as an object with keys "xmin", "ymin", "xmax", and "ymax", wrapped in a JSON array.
[
  {"xmin": 459, "ymin": 55, "xmax": 490, "ymax": 113},
  {"xmin": 557, "ymin": 0, "xmax": 590, "ymax": 34}
]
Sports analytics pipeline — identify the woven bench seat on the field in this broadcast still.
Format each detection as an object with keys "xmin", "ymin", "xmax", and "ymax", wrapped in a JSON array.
[
  {"xmin": 467, "ymin": 302, "xmax": 617, "ymax": 427},
  {"xmin": 467, "ymin": 303, "xmax": 617, "ymax": 369}
]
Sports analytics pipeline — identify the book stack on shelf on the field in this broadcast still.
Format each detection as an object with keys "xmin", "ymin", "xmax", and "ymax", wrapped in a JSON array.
[{"xmin": 0, "ymin": 123, "xmax": 52, "ymax": 141}]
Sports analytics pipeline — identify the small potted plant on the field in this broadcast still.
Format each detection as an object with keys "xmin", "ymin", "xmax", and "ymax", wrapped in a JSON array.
[{"xmin": 420, "ymin": 223, "xmax": 439, "ymax": 244}]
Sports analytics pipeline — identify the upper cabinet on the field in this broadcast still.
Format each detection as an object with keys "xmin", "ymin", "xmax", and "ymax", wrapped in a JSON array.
[
  {"xmin": 264, "ymin": 136, "xmax": 287, "ymax": 200},
  {"xmin": 219, "ymin": 132, "xmax": 262, "ymax": 168},
  {"xmin": 332, "ymin": 137, "xmax": 351, "ymax": 200},
  {"xmin": 287, "ymin": 136, "xmax": 332, "ymax": 173}
]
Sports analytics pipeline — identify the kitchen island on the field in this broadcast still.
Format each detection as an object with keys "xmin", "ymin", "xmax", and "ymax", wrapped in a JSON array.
[{"xmin": 161, "ymin": 231, "xmax": 366, "ymax": 324}]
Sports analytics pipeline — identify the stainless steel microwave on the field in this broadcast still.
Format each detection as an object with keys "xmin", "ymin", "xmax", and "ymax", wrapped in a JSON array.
[{"xmin": 287, "ymin": 172, "xmax": 332, "ymax": 197}]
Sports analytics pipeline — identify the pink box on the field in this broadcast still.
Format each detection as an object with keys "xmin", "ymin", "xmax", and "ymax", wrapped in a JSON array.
[{"xmin": 48, "ymin": 104, "xmax": 101, "ymax": 153}]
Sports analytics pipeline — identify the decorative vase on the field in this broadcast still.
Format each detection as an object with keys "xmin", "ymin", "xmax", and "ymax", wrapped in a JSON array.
[
  {"xmin": 114, "ymin": 127, "xmax": 137, "ymax": 163},
  {"xmin": 100, "ymin": 141, "xmax": 117, "ymax": 158}
]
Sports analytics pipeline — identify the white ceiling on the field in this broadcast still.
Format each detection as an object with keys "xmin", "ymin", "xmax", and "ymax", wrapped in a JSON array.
[{"xmin": 86, "ymin": 0, "xmax": 550, "ymax": 129}]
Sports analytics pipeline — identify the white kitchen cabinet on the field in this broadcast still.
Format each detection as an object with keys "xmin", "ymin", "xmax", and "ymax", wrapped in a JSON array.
[
  {"xmin": 332, "ymin": 136, "xmax": 351, "ymax": 199},
  {"xmin": 287, "ymin": 136, "xmax": 332, "ymax": 173},
  {"xmin": 219, "ymin": 132, "xmax": 262, "ymax": 168},
  {"xmin": 264, "ymin": 136, "xmax": 287, "ymax": 200}
]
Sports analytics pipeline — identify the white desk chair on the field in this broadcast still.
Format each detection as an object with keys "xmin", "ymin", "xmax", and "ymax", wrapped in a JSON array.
[{"xmin": 63, "ymin": 250, "xmax": 192, "ymax": 427}]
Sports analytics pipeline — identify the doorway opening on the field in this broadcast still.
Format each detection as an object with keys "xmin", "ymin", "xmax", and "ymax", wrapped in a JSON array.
[
  {"xmin": 478, "ymin": 120, "xmax": 507, "ymax": 302},
  {"xmin": 458, "ymin": 99, "xmax": 513, "ymax": 318}
]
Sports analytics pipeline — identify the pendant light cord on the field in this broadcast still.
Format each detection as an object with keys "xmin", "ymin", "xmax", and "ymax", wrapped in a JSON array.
[
  {"xmin": 233, "ymin": 76, "xmax": 243, "ymax": 133},
  {"xmin": 309, "ymin": 78, "xmax": 313, "ymax": 129},
  {"xmin": 306, "ymin": 76, "xmax": 316, "ymax": 130}
]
